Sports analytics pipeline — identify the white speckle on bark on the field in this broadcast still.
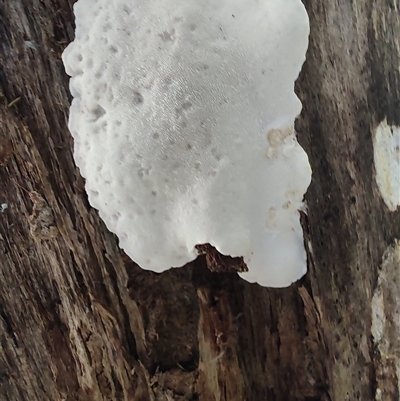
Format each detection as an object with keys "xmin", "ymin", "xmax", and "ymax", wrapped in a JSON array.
[
  {"xmin": 373, "ymin": 120, "xmax": 400, "ymax": 211},
  {"xmin": 371, "ymin": 291, "xmax": 385, "ymax": 344}
]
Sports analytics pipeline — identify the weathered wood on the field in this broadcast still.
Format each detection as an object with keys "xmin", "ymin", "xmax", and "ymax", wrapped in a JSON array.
[{"xmin": 0, "ymin": 0, "xmax": 399, "ymax": 400}]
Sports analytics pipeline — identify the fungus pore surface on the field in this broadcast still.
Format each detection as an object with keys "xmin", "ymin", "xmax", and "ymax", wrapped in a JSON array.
[{"xmin": 63, "ymin": 0, "xmax": 312, "ymax": 287}]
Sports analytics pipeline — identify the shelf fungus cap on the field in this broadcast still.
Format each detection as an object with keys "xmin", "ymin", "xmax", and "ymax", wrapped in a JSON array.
[{"xmin": 63, "ymin": 0, "xmax": 311, "ymax": 287}]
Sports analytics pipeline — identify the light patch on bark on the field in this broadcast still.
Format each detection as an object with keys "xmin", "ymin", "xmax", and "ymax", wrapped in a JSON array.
[
  {"xmin": 371, "ymin": 239, "xmax": 400, "ymax": 400},
  {"xmin": 373, "ymin": 120, "xmax": 400, "ymax": 211},
  {"xmin": 28, "ymin": 191, "xmax": 58, "ymax": 240}
]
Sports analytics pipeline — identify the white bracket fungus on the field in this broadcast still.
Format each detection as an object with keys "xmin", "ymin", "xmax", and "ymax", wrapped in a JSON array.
[
  {"xmin": 373, "ymin": 120, "xmax": 400, "ymax": 211},
  {"xmin": 63, "ymin": 0, "xmax": 312, "ymax": 287}
]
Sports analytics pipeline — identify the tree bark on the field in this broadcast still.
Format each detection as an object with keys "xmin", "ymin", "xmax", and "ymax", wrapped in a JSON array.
[{"xmin": 1, "ymin": 0, "xmax": 399, "ymax": 400}]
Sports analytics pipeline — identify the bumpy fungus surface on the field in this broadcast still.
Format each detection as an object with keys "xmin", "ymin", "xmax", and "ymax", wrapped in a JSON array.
[{"xmin": 63, "ymin": 0, "xmax": 311, "ymax": 287}]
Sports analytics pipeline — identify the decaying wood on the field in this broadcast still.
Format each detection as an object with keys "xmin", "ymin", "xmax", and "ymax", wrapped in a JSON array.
[
  {"xmin": 195, "ymin": 244, "xmax": 248, "ymax": 273},
  {"xmin": 0, "ymin": 0, "xmax": 399, "ymax": 400}
]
